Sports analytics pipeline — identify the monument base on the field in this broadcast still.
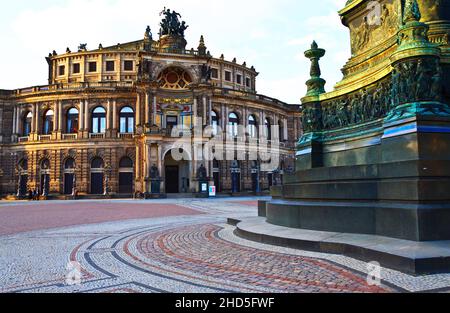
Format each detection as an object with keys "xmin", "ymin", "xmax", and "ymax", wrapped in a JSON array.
[{"xmin": 230, "ymin": 216, "xmax": 450, "ymax": 275}]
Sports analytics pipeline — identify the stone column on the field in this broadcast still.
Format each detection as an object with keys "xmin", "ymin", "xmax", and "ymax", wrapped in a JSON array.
[
  {"xmin": 157, "ymin": 144, "xmax": 163, "ymax": 192},
  {"xmin": 0, "ymin": 107, "xmax": 4, "ymax": 143},
  {"xmin": 135, "ymin": 144, "xmax": 141, "ymax": 192},
  {"xmin": 193, "ymin": 97, "xmax": 198, "ymax": 126},
  {"xmin": 112, "ymin": 100, "xmax": 117, "ymax": 137},
  {"xmin": 152, "ymin": 95, "xmax": 157, "ymax": 126},
  {"xmin": 136, "ymin": 93, "xmax": 141, "ymax": 127},
  {"xmin": 35, "ymin": 103, "xmax": 41, "ymax": 139},
  {"xmin": 12, "ymin": 106, "xmax": 17, "ymax": 136},
  {"xmin": 202, "ymin": 95, "xmax": 207, "ymax": 126},
  {"xmin": 58, "ymin": 101, "xmax": 63, "ymax": 131},
  {"xmin": 84, "ymin": 100, "xmax": 89, "ymax": 137},
  {"xmin": 31, "ymin": 104, "xmax": 36, "ymax": 134},
  {"xmin": 79, "ymin": 100, "xmax": 84, "ymax": 133},
  {"xmin": 145, "ymin": 92, "xmax": 150, "ymax": 125},
  {"xmin": 208, "ymin": 98, "xmax": 213, "ymax": 125},
  {"xmin": 106, "ymin": 99, "xmax": 111, "ymax": 137}
]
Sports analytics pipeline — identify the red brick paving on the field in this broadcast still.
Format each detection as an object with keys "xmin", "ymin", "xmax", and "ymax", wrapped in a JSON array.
[
  {"xmin": 0, "ymin": 202, "xmax": 202, "ymax": 236},
  {"xmin": 134, "ymin": 224, "xmax": 394, "ymax": 293}
]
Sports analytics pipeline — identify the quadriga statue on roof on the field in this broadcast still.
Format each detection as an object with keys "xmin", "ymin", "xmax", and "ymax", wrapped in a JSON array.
[{"xmin": 159, "ymin": 7, "xmax": 189, "ymax": 37}]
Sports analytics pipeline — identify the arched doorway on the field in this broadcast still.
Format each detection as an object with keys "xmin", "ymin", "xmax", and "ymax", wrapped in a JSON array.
[
  {"xmin": 64, "ymin": 158, "xmax": 76, "ymax": 195},
  {"xmin": 90, "ymin": 157, "xmax": 104, "ymax": 194},
  {"xmin": 18, "ymin": 159, "xmax": 28, "ymax": 196},
  {"xmin": 119, "ymin": 157, "xmax": 134, "ymax": 194},
  {"xmin": 164, "ymin": 149, "xmax": 190, "ymax": 194},
  {"xmin": 231, "ymin": 161, "xmax": 241, "ymax": 193},
  {"xmin": 40, "ymin": 159, "xmax": 50, "ymax": 195}
]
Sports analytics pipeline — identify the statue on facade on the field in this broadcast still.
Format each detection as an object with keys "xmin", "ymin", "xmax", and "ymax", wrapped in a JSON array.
[
  {"xmin": 78, "ymin": 43, "xmax": 87, "ymax": 51},
  {"xmin": 149, "ymin": 164, "xmax": 161, "ymax": 194},
  {"xmin": 137, "ymin": 59, "xmax": 152, "ymax": 81},
  {"xmin": 145, "ymin": 26, "xmax": 152, "ymax": 40},
  {"xmin": 150, "ymin": 164, "xmax": 160, "ymax": 179},
  {"xmin": 197, "ymin": 164, "xmax": 208, "ymax": 180},
  {"xmin": 200, "ymin": 64, "xmax": 212, "ymax": 82}
]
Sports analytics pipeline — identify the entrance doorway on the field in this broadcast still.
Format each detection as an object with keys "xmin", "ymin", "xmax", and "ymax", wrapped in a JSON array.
[
  {"xmin": 164, "ymin": 149, "xmax": 190, "ymax": 194},
  {"xmin": 231, "ymin": 161, "xmax": 241, "ymax": 193},
  {"xmin": 118, "ymin": 157, "xmax": 134, "ymax": 194},
  {"xmin": 90, "ymin": 157, "xmax": 104, "ymax": 195},
  {"xmin": 63, "ymin": 158, "xmax": 75, "ymax": 195},
  {"xmin": 165, "ymin": 166, "xmax": 179, "ymax": 193}
]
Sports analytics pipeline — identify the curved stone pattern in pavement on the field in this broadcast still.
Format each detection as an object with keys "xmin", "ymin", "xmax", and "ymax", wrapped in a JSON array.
[
  {"xmin": 132, "ymin": 224, "xmax": 391, "ymax": 293},
  {"xmin": 1, "ymin": 198, "xmax": 450, "ymax": 293}
]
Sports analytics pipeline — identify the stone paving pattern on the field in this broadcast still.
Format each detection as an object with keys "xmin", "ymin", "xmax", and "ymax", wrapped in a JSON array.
[{"xmin": 0, "ymin": 198, "xmax": 449, "ymax": 293}]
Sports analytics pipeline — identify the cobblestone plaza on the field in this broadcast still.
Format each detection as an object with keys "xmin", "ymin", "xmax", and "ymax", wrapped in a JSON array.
[{"xmin": 1, "ymin": 198, "xmax": 449, "ymax": 293}]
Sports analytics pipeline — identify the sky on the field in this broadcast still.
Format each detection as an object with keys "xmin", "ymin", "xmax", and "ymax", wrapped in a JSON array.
[{"xmin": 0, "ymin": 0, "xmax": 350, "ymax": 104}]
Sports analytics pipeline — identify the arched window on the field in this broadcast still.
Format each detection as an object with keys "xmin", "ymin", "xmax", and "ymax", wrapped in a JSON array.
[
  {"xmin": 64, "ymin": 158, "xmax": 75, "ymax": 170},
  {"xmin": 248, "ymin": 115, "xmax": 258, "ymax": 138},
  {"xmin": 18, "ymin": 159, "xmax": 28, "ymax": 172},
  {"xmin": 119, "ymin": 157, "xmax": 133, "ymax": 168},
  {"xmin": 265, "ymin": 118, "xmax": 272, "ymax": 140},
  {"xmin": 66, "ymin": 108, "xmax": 79, "ymax": 134},
  {"xmin": 23, "ymin": 112, "xmax": 32, "ymax": 136},
  {"xmin": 211, "ymin": 111, "xmax": 219, "ymax": 135},
  {"xmin": 119, "ymin": 107, "xmax": 134, "ymax": 133},
  {"xmin": 41, "ymin": 159, "xmax": 50, "ymax": 170},
  {"xmin": 92, "ymin": 107, "xmax": 106, "ymax": 134},
  {"xmin": 228, "ymin": 112, "xmax": 239, "ymax": 138},
  {"xmin": 91, "ymin": 157, "xmax": 104, "ymax": 169},
  {"xmin": 42, "ymin": 110, "xmax": 54, "ymax": 135},
  {"xmin": 278, "ymin": 120, "xmax": 284, "ymax": 141}
]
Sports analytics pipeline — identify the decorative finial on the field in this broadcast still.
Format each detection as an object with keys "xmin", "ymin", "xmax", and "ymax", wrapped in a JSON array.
[
  {"xmin": 403, "ymin": 0, "xmax": 421, "ymax": 24},
  {"xmin": 304, "ymin": 41, "xmax": 326, "ymax": 96},
  {"xmin": 66, "ymin": 47, "xmax": 71, "ymax": 53},
  {"xmin": 220, "ymin": 54, "xmax": 224, "ymax": 60},
  {"xmin": 243, "ymin": 61, "xmax": 247, "ymax": 67},
  {"xmin": 98, "ymin": 43, "xmax": 103, "ymax": 50},
  {"xmin": 198, "ymin": 35, "xmax": 207, "ymax": 56},
  {"xmin": 52, "ymin": 50, "xmax": 57, "ymax": 56},
  {"xmin": 232, "ymin": 58, "xmax": 237, "ymax": 63}
]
